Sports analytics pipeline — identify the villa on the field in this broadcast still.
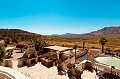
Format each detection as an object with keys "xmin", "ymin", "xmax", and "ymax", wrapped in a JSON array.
[
  {"xmin": 43, "ymin": 45, "xmax": 74, "ymax": 59},
  {"xmin": 18, "ymin": 45, "xmax": 74, "ymax": 67},
  {"xmin": 18, "ymin": 44, "xmax": 41, "ymax": 67}
]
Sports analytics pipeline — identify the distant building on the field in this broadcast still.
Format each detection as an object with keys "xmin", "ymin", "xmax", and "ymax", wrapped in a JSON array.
[{"xmin": 18, "ymin": 44, "xmax": 40, "ymax": 67}]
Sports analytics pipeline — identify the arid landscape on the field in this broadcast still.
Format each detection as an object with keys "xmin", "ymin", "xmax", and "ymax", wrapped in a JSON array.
[
  {"xmin": 1, "ymin": 26, "xmax": 120, "ymax": 51},
  {"xmin": 0, "ymin": 0, "xmax": 120, "ymax": 79}
]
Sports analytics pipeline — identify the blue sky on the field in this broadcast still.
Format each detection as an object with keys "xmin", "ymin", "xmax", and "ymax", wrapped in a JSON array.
[{"xmin": 0, "ymin": 0, "xmax": 120, "ymax": 35}]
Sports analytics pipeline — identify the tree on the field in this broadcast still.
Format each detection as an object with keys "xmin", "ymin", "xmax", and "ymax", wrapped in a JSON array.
[
  {"xmin": 73, "ymin": 44, "xmax": 78, "ymax": 62},
  {"xmin": 67, "ymin": 63, "xmax": 74, "ymax": 77},
  {"xmin": 75, "ymin": 69, "xmax": 83, "ymax": 79},
  {"xmin": 12, "ymin": 39, "xmax": 18, "ymax": 43},
  {"xmin": 34, "ymin": 39, "xmax": 47, "ymax": 53},
  {"xmin": 16, "ymin": 44, "xmax": 24, "ymax": 52},
  {"xmin": 83, "ymin": 41, "xmax": 85, "ymax": 49},
  {"xmin": 67, "ymin": 63, "xmax": 74, "ymax": 70},
  {"xmin": 99, "ymin": 37, "xmax": 107, "ymax": 53},
  {"xmin": 5, "ymin": 37, "xmax": 11, "ymax": 45},
  {"xmin": 56, "ymin": 59, "xmax": 62, "ymax": 72},
  {"xmin": 0, "ymin": 44, "xmax": 6, "ymax": 65}
]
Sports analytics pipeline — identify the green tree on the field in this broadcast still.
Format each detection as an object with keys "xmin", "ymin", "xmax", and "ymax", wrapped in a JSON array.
[
  {"xmin": 5, "ymin": 37, "xmax": 11, "ymax": 45},
  {"xmin": 99, "ymin": 37, "xmax": 107, "ymax": 53},
  {"xmin": 12, "ymin": 39, "xmax": 18, "ymax": 43},
  {"xmin": 67, "ymin": 63, "xmax": 74, "ymax": 77},
  {"xmin": 75, "ymin": 69, "xmax": 83, "ymax": 79},
  {"xmin": 56, "ymin": 59, "xmax": 62, "ymax": 65},
  {"xmin": 73, "ymin": 44, "xmax": 78, "ymax": 62},
  {"xmin": 67, "ymin": 63, "xmax": 74, "ymax": 69},
  {"xmin": 0, "ymin": 44, "xmax": 6, "ymax": 65},
  {"xmin": 56, "ymin": 59, "xmax": 62, "ymax": 72},
  {"xmin": 16, "ymin": 44, "xmax": 24, "ymax": 52},
  {"xmin": 34, "ymin": 39, "xmax": 47, "ymax": 53}
]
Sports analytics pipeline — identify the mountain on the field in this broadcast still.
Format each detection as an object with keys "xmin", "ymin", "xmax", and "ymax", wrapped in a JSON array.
[
  {"xmin": 0, "ymin": 29, "xmax": 38, "ymax": 35},
  {"xmin": 51, "ymin": 26, "xmax": 120, "ymax": 37},
  {"xmin": 51, "ymin": 33, "xmax": 79, "ymax": 37},
  {"xmin": 85, "ymin": 26, "xmax": 120, "ymax": 36},
  {"xmin": 0, "ymin": 29, "xmax": 43, "ymax": 43}
]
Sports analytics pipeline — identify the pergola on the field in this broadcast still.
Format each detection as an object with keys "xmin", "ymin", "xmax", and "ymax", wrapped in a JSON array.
[{"xmin": 44, "ymin": 45, "xmax": 73, "ymax": 52}]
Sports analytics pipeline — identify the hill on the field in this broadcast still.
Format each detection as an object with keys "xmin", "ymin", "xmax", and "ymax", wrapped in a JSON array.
[
  {"xmin": 49, "ymin": 26, "xmax": 120, "ymax": 49},
  {"xmin": 0, "ymin": 29, "xmax": 43, "ymax": 44},
  {"xmin": 0, "ymin": 29, "xmax": 38, "ymax": 35},
  {"xmin": 51, "ymin": 33, "xmax": 79, "ymax": 37},
  {"xmin": 84, "ymin": 26, "xmax": 120, "ymax": 36},
  {"xmin": 51, "ymin": 26, "xmax": 120, "ymax": 37},
  {"xmin": 0, "ymin": 27, "xmax": 120, "ymax": 50}
]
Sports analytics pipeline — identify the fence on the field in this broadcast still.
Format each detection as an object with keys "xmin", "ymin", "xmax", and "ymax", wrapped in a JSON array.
[{"xmin": 93, "ymin": 63, "xmax": 120, "ymax": 76}]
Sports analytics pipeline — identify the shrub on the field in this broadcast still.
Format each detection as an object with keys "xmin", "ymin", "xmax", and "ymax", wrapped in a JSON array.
[
  {"xmin": 67, "ymin": 63, "xmax": 74, "ymax": 69},
  {"xmin": 23, "ymin": 45, "xmax": 28, "ymax": 49},
  {"xmin": 91, "ymin": 46, "xmax": 95, "ymax": 49},
  {"xmin": 75, "ymin": 69, "xmax": 83, "ymax": 79},
  {"xmin": 7, "ymin": 49, "xmax": 13, "ymax": 53},
  {"xmin": 12, "ymin": 39, "xmax": 18, "ymax": 43},
  {"xmin": 114, "ymin": 49, "xmax": 120, "ymax": 52},
  {"xmin": 56, "ymin": 59, "xmax": 62, "ymax": 65},
  {"xmin": 84, "ymin": 61, "xmax": 93, "ymax": 71},
  {"xmin": 4, "ymin": 43, "xmax": 7, "ymax": 47},
  {"xmin": 0, "ymin": 44, "xmax": 6, "ymax": 65},
  {"xmin": 105, "ymin": 48, "xmax": 111, "ymax": 51},
  {"xmin": 16, "ymin": 44, "xmax": 24, "ymax": 48}
]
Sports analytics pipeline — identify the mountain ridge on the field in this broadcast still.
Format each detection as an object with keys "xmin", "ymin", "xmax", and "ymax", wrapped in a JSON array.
[
  {"xmin": 50, "ymin": 26, "xmax": 120, "ymax": 37},
  {"xmin": 86, "ymin": 26, "xmax": 120, "ymax": 36},
  {"xmin": 51, "ymin": 33, "xmax": 79, "ymax": 37},
  {"xmin": 1, "ymin": 26, "xmax": 120, "ymax": 37}
]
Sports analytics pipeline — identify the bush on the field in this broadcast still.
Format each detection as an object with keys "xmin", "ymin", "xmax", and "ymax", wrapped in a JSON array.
[
  {"xmin": 91, "ymin": 46, "xmax": 95, "ymax": 49},
  {"xmin": 105, "ymin": 48, "xmax": 111, "ymax": 51},
  {"xmin": 12, "ymin": 39, "xmax": 18, "ymax": 43},
  {"xmin": 7, "ymin": 49, "xmax": 13, "ymax": 53},
  {"xmin": 56, "ymin": 59, "xmax": 62, "ymax": 72},
  {"xmin": 67, "ymin": 63, "xmax": 74, "ymax": 69},
  {"xmin": 4, "ymin": 43, "xmax": 7, "ymax": 47},
  {"xmin": 114, "ymin": 49, "xmax": 120, "ymax": 52},
  {"xmin": 75, "ymin": 69, "xmax": 83, "ymax": 79},
  {"xmin": 84, "ymin": 61, "xmax": 93, "ymax": 71},
  {"xmin": 23, "ymin": 45, "xmax": 28, "ymax": 49},
  {"xmin": 57, "ymin": 64, "xmax": 61, "ymax": 72},
  {"xmin": 105, "ymin": 48, "xmax": 111, "ymax": 54},
  {"xmin": 56, "ymin": 59, "xmax": 62, "ymax": 65},
  {"xmin": 16, "ymin": 44, "xmax": 24, "ymax": 48},
  {"xmin": 0, "ymin": 44, "xmax": 6, "ymax": 65}
]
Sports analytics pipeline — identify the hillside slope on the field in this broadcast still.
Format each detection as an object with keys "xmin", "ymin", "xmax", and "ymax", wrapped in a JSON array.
[
  {"xmin": 86, "ymin": 26, "xmax": 120, "ymax": 36},
  {"xmin": 0, "ymin": 29, "xmax": 43, "ymax": 43}
]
